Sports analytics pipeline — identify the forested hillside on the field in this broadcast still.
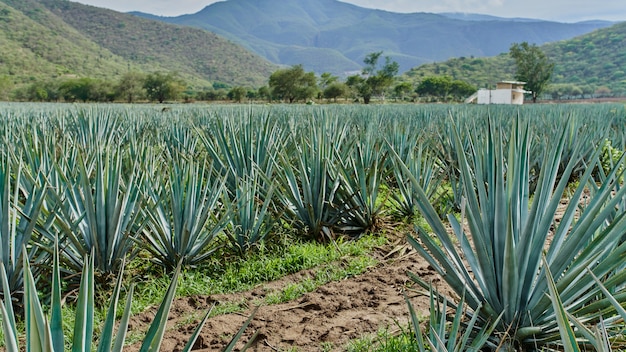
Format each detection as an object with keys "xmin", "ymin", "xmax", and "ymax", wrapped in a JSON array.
[
  {"xmin": 0, "ymin": 0, "xmax": 276, "ymax": 97},
  {"xmin": 403, "ymin": 21, "xmax": 626, "ymax": 97}
]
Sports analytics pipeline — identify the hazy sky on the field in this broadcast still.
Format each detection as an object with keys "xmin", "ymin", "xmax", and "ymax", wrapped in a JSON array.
[{"xmin": 71, "ymin": 0, "xmax": 626, "ymax": 22}]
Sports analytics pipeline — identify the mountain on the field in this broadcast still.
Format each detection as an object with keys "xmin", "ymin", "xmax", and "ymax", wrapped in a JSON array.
[
  {"xmin": 403, "ymin": 21, "xmax": 626, "ymax": 96},
  {"xmin": 132, "ymin": 0, "xmax": 614, "ymax": 74},
  {"xmin": 0, "ymin": 0, "xmax": 276, "ymax": 89}
]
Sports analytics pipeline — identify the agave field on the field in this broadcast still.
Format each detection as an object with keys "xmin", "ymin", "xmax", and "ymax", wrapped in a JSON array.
[{"xmin": 0, "ymin": 102, "xmax": 625, "ymax": 351}]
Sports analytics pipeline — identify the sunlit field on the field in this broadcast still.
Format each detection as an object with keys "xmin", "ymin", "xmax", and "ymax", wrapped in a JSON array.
[{"xmin": 1, "ymin": 102, "xmax": 625, "ymax": 351}]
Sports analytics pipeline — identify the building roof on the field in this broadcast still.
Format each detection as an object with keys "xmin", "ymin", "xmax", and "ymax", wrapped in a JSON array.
[{"xmin": 498, "ymin": 80, "xmax": 526, "ymax": 85}]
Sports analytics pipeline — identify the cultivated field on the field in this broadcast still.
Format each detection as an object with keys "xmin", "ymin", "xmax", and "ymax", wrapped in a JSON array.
[{"xmin": 0, "ymin": 102, "xmax": 625, "ymax": 351}]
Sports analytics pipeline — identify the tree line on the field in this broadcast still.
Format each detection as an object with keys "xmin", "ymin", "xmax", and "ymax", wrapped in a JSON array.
[
  {"xmin": 1, "ymin": 43, "xmax": 554, "ymax": 104},
  {"xmin": 266, "ymin": 52, "xmax": 478, "ymax": 104}
]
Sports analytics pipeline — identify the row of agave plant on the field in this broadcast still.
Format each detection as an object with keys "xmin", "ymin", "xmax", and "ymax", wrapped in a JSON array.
[{"xmin": 0, "ymin": 103, "xmax": 624, "ymax": 350}]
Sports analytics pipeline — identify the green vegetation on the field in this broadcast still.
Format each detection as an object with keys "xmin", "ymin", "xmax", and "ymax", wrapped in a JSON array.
[
  {"xmin": 400, "ymin": 117, "xmax": 626, "ymax": 349},
  {"xmin": 119, "ymin": 233, "xmax": 386, "ymax": 332},
  {"xmin": 0, "ymin": 240, "xmax": 214, "ymax": 352},
  {"xmin": 414, "ymin": 75, "xmax": 476, "ymax": 102},
  {"xmin": 144, "ymin": 0, "xmax": 612, "ymax": 74},
  {"xmin": 269, "ymin": 65, "xmax": 318, "ymax": 103},
  {"xmin": 0, "ymin": 103, "xmax": 625, "ymax": 350},
  {"xmin": 0, "ymin": 0, "xmax": 276, "ymax": 98},
  {"xmin": 510, "ymin": 42, "xmax": 555, "ymax": 102},
  {"xmin": 0, "ymin": 0, "xmax": 624, "ymax": 105},
  {"xmin": 405, "ymin": 22, "xmax": 626, "ymax": 98},
  {"xmin": 143, "ymin": 72, "xmax": 185, "ymax": 103},
  {"xmin": 346, "ymin": 52, "xmax": 399, "ymax": 104},
  {"xmin": 0, "ymin": 0, "xmax": 624, "ymax": 103}
]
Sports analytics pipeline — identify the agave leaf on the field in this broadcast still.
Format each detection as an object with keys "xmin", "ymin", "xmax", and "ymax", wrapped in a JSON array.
[
  {"xmin": 595, "ymin": 316, "xmax": 612, "ymax": 352},
  {"xmin": 224, "ymin": 306, "xmax": 259, "ymax": 352},
  {"xmin": 50, "ymin": 239, "xmax": 64, "ymax": 352},
  {"xmin": 466, "ymin": 308, "xmax": 503, "ymax": 351},
  {"xmin": 141, "ymin": 154, "xmax": 226, "ymax": 269},
  {"xmin": 97, "ymin": 259, "xmax": 127, "ymax": 352},
  {"xmin": 50, "ymin": 146, "xmax": 144, "ymax": 278},
  {"xmin": 274, "ymin": 128, "xmax": 342, "ymax": 240},
  {"xmin": 0, "ymin": 154, "xmax": 49, "ymax": 299},
  {"xmin": 24, "ymin": 245, "xmax": 49, "ymax": 352},
  {"xmin": 223, "ymin": 168, "xmax": 276, "ymax": 255},
  {"xmin": 587, "ymin": 268, "xmax": 626, "ymax": 323},
  {"xmin": 72, "ymin": 254, "xmax": 95, "ymax": 352},
  {"xmin": 404, "ymin": 292, "xmax": 426, "ymax": 352},
  {"xmin": 112, "ymin": 284, "xmax": 135, "ymax": 352},
  {"xmin": 565, "ymin": 310, "xmax": 600, "ymax": 349},
  {"xmin": 139, "ymin": 262, "xmax": 182, "ymax": 352},
  {"xmin": 0, "ymin": 262, "xmax": 16, "ymax": 340},
  {"xmin": 0, "ymin": 298, "xmax": 18, "ymax": 352},
  {"xmin": 180, "ymin": 305, "xmax": 214, "ymax": 352},
  {"xmin": 398, "ymin": 114, "xmax": 626, "ymax": 350},
  {"xmin": 543, "ymin": 256, "xmax": 580, "ymax": 352},
  {"xmin": 447, "ymin": 292, "xmax": 465, "ymax": 351}
]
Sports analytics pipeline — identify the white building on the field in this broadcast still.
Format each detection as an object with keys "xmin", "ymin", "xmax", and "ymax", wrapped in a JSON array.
[{"xmin": 466, "ymin": 81, "xmax": 529, "ymax": 105}]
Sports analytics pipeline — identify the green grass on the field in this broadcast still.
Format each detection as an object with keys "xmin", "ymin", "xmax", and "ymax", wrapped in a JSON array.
[
  {"xmin": 345, "ymin": 325, "xmax": 419, "ymax": 352},
  {"xmin": 32, "ymin": 234, "xmax": 385, "ymax": 350},
  {"xmin": 58, "ymin": 234, "xmax": 384, "ymax": 342},
  {"xmin": 263, "ymin": 254, "xmax": 378, "ymax": 305}
]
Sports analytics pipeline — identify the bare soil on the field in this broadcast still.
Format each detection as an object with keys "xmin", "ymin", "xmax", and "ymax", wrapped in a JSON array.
[
  {"xmin": 122, "ymin": 188, "xmax": 590, "ymax": 352},
  {"xmin": 125, "ymin": 238, "xmax": 449, "ymax": 352}
]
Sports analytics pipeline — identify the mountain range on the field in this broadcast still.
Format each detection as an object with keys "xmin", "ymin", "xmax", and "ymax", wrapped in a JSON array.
[
  {"xmin": 0, "ymin": 0, "xmax": 623, "ymax": 97},
  {"xmin": 133, "ymin": 0, "xmax": 615, "ymax": 74}
]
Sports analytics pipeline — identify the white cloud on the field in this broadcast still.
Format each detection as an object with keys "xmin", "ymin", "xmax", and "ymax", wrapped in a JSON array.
[
  {"xmin": 71, "ymin": 0, "xmax": 222, "ymax": 16},
  {"xmin": 71, "ymin": 0, "xmax": 626, "ymax": 21},
  {"xmin": 341, "ymin": 0, "xmax": 626, "ymax": 21}
]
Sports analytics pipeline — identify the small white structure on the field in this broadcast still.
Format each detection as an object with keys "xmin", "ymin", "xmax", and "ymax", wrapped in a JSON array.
[{"xmin": 465, "ymin": 81, "xmax": 529, "ymax": 105}]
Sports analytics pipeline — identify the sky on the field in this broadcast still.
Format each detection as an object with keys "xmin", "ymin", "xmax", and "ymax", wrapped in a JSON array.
[{"xmin": 71, "ymin": 0, "xmax": 626, "ymax": 22}]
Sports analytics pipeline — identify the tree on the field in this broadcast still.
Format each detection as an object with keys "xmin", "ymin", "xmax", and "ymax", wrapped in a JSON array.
[
  {"xmin": 59, "ymin": 78, "xmax": 114, "ymax": 102},
  {"xmin": 197, "ymin": 87, "xmax": 227, "ymax": 101},
  {"xmin": 318, "ymin": 72, "xmax": 338, "ymax": 90},
  {"xmin": 346, "ymin": 75, "xmax": 370, "ymax": 103},
  {"xmin": 595, "ymin": 86, "xmax": 612, "ymax": 98},
  {"xmin": 449, "ymin": 79, "xmax": 476, "ymax": 100},
  {"xmin": 509, "ymin": 42, "xmax": 554, "ymax": 103},
  {"xmin": 416, "ymin": 76, "xmax": 476, "ymax": 102},
  {"xmin": 318, "ymin": 72, "xmax": 339, "ymax": 99},
  {"xmin": 257, "ymin": 86, "xmax": 271, "ymax": 102},
  {"xmin": 228, "ymin": 86, "xmax": 247, "ymax": 103},
  {"xmin": 116, "ymin": 71, "xmax": 146, "ymax": 103},
  {"xmin": 323, "ymin": 82, "xmax": 348, "ymax": 102},
  {"xmin": 393, "ymin": 82, "xmax": 413, "ymax": 101},
  {"xmin": 144, "ymin": 72, "xmax": 184, "ymax": 103},
  {"xmin": 416, "ymin": 76, "xmax": 452, "ymax": 100},
  {"xmin": 269, "ymin": 65, "xmax": 318, "ymax": 103},
  {"xmin": 347, "ymin": 51, "xmax": 399, "ymax": 104},
  {"xmin": 23, "ymin": 82, "xmax": 50, "ymax": 102}
]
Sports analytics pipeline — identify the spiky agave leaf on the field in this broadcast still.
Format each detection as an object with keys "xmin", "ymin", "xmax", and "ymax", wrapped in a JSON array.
[
  {"xmin": 274, "ymin": 126, "xmax": 342, "ymax": 240},
  {"xmin": 50, "ymin": 145, "xmax": 145, "ymax": 279},
  {"xmin": 223, "ymin": 168, "xmax": 276, "ymax": 255},
  {"xmin": 334, "ymin": 126, "xmax": 388, "ymax": 235},
  {"xmin": 398, "ymin": 116, "xmax": 626, "ymax": 349},
  {"xmin": 543, "ymin": 256, "xmax": 580, "ymax": 352},
  {"xmin": 0, "ymin": 151, "xmax": 49, "ymax": 297},
  {"xmin": 0, "ymin": 262, "xmax": 18, "ymax": 352},
  {"xmin": 142, "ymin": 151, "xmax": 227, "ymax": 270}
]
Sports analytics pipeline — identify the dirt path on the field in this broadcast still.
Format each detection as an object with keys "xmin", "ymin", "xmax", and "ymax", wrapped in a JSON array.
[{"xmin": 125, "ymin": 239, "xmax": 449, "ymax": 351}]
